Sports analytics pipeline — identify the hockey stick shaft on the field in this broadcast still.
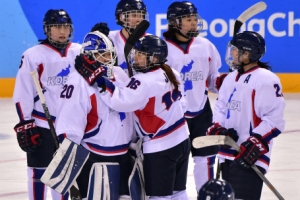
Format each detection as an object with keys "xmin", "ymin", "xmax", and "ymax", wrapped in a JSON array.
[
  {"xmin": 124, "ymin": 20, "xmax": 150, "ymax": 77},
  {"xmin": 233, "ymin": 1, "xmax": 267, "ymax": 35},
  {"xmin": 216, "ymin": 159, "xmax": 221, "ymax": 179},
  {"xmin": 193, "ymin": 136, "xmax": 285, "ymax": 200},
  {"xmin": 30, "ymin": 70, "xmax": 81, "ymax": 199},
  {"xmin": 30, "ymin": 70, "xmax": 59, "ymax": 149}
]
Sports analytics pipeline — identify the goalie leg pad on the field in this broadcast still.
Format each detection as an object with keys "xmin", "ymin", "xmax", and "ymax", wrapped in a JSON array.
[
  {"xmin": 87, "ymin": 163, "xmax": 120, "ymax": 200},
  {"xmin": 40, "ymin": 138, "xmax": 90, "ymax": 195},
  {"xmin": 129, "ymin": 157, "xmax": 146, "ymax": 200}
]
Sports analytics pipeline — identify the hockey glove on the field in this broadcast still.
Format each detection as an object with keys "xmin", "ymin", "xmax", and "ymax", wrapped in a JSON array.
[
  {"xmin": 234, "ymin": 134, "xmax": 269, "ymax": 168},
  {"xmin": 75, "ymin": 54, "xmax": 106, "ymax": 85},
  {"xmin": 206, "ymin": 123, "xmax": 239, "ymax": 142},
  {"xmin": 216, "ymin": 74, "xmax": 227, "ymax": 91},
  {"xmin": 14, "ymin": 119, "xmax": 42, "ymax": 153},
  {"xmin": 91, "ymin": 22, "xmax": 110, "ymax": 36},
  {"xmin": 96, "ymin": 76, "xmax": 107, "ymax": 93}
]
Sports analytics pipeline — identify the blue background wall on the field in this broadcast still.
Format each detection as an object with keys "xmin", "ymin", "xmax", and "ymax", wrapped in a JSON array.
[{"xmin": 1, "ymin": 0, "xmax": 300, "ymax": 78}]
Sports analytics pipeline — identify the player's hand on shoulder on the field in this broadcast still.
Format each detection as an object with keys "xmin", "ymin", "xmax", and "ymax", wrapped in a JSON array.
[
  {"xmin": 234, "ymin": 134, "xmax": 269, "ymax": 168},
  {"xmin": 75, "ymin": 54, "xmax": 106, "ymax": 86},
  {"xmin": 14, "ymin": 119, "xmax": 42, "ymax": 153}
]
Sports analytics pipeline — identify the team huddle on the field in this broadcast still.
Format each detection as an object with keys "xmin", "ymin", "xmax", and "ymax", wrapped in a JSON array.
[{"xmin": 12, "ymin": 0, "xmax": 285, "ymax": 200}]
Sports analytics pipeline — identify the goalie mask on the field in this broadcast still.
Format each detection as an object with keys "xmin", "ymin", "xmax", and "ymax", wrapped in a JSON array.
[
  {"xmin": 43, "ymin": 9, "xmax": 74, "ymax": 49},
  {"xmin": 128, "ymin": 35, "xmax": 168, "ymax": 72},
  {"xmin": 115, "ymin": 0, "xmax": 149, "ymax": 34},
  {"xmin": 198, "ymin": 179, "xmax": 235, "ymax": 200},
  {"xmin": 81, "ymin": 31, "xmax": 117, "ymax": 69},
  {"xmin": 167, "ymin": 1, "xmax": 203, "ymax": 38},
  {"xmin": 225, "ymin": 31, "xmax": 266, "ymax": 70}
]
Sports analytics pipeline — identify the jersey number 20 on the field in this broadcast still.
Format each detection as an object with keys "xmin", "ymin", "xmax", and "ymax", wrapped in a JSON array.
[{"xmin": 60, "ymin": 84, "xmax": 74, "ymax": 99}]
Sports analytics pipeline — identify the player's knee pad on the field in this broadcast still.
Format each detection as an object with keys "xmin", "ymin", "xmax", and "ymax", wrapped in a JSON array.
[{"xmin": 86, "ymin": 162, "xmax": 120, "ymax": 200}]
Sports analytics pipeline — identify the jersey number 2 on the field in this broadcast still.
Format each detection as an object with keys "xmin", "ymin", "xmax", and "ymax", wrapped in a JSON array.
[{"xmin": 274, "ymin": 84, "xmax": 283, "ymax": 97}]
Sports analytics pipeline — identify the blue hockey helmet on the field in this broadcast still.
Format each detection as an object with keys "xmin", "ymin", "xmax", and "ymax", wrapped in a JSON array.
[
  {"xmin": 198, "ymin": 179, "xmax": 235, "ymax": 200},
  {"xmin": 43, "ymin": 9, "xmax": 74, "ymax": 48},
  {"xmin": 44, "ymin": 9, "xmax": 72, "ymax": 25},
  {"xmin": 115, "ymin": 0, "xmax": 148, "ymax": 33},
  {"xmin": 81, "ymin": 31, "xmax": 117, "ymax": 68},
  {"xmin": 231, "ymin": 31, "xmax": 266, "ymax": 62},
  {"xmin": 128, "ymin": 35, "xmax": 168, "ymax": 72},
  {"xmin": 226, "ymin": 31, "xmax": 266, "ymax": 69},
  {"xmin": 166, "ymin": 1, "xmax": 202, "ymax": 38}
]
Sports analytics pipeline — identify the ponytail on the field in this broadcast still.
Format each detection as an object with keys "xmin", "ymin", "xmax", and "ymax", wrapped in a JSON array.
[
  {"xmin": 258, "ymin": 60, "xmax": 272, "ymax": 71},
  {"xmin": 160, "ymin": 64, "xmax": 180, "ymax": 91}
]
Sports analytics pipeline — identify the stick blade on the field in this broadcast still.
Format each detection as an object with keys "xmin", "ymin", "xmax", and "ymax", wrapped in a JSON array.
[
  {"xmin": 237, "ymin": 2, "xmax": 267, "ymax": 23},
  {"xmin": 192, "ymin": 135, "xmax": 227, "ymax": 148},
  {"xmin": 192, "ymin": 135, "xmax": 240, "ymax": 152},
  {"xmin": 233, "ymin": 1, "xmax": 267, "ymax": 35}
]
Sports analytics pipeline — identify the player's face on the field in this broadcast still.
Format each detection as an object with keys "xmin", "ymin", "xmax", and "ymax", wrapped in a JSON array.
[
  {"xmin": 94, "ymin": 52, "xmax": 112, "ymax": 65},
  {"xmin": 49, "ymin": 24, "xmax": 71, "ymax": 43},
  {"xmin": 180, "ymin": 15, "xmax": 198, "ymax": 34},
  {"xmin": 122, "ymin": 10, "xmax": 145, "ymax": 28},
  {"xmin": 133, "ymin": 50, "xmax": 147, "ymax": 68}
]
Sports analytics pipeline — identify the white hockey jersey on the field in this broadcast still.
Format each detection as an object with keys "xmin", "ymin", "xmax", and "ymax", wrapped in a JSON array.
[
  {"xmin": 213, "ymin": 66, "xmax": 285, "ymax": 171},
  {"xmin": 13, "ymin": 42, "xmax": 81, "ymax": 129},
  {"xmin": 165, "ymin": 36, "xmax": 221, "ymax": 118},
  {"xmin": 55, "ymin": 67, "xmax": 135, "ymax": 156},
  {"xmin": 109, "ymin": 30, "xmax": 127, "ymax": 70},
  {"xmin": 100, "ymin": 67, "xmax": 190, "ymax": 154}
]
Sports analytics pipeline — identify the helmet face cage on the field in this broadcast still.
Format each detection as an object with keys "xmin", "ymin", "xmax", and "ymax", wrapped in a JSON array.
[
  {"xmin": 174, "ymin": 14, "xmax": 202, "ymax": 38},
  {"xmin": 120, "ymin": 10, "xmax": 149, "ymax": 33},
  {"xmin": 167, "ymin": 1, "xmax": 203, "ymax": 38},
  {"xmin": 128, "ymin": 49, "xmax": 152, "ymax": 72},
  {"xmin": 225, "ymin": 42, "xmax": 241, "ymax": 70},
  {"xmin": 43, "ymin": 9, "xmax": 74, "ymax": 48},
  {"xmin": 128, "ymin": 35, "xmax": 168, "ymax": 73},
  {"xmin": 115, "ymin": 0, "xmax": 148, "ymax": 33},
  {"xmin": 81, "ymin": 31, "xmax": 117, "ymax": 68}
]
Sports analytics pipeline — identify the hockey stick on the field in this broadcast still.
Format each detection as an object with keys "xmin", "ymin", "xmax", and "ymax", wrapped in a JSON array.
[
  {"xmin": 30, "ymin": 70, "xmax": 59, "ymax": 148},
  {"xmin": 233, "ymin": 1, "xmax": 267, "ymax": 35},
  {"xmin": 30, "ymin": 70, "xmax": 82, "ymax": 200},
  {"xmin": 193, "ymin": 136, "xmax": 285, "ymax": 200},
  {"xmin": 124, "ymin": 20, "xmax": 150, "ymax": 77}
]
